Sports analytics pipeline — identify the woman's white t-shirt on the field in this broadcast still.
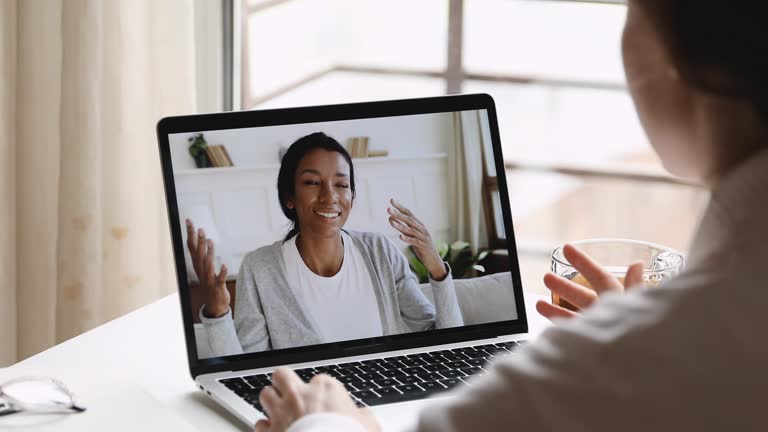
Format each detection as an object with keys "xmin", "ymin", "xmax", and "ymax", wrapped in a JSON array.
[{"xmin": 282, "ymin": 232, "xmax": 383, "ymax": 343}]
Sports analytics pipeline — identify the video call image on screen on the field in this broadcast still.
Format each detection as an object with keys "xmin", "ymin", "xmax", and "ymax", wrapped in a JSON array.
[{"xmin": 169, "ymin": 110, "xmax": 519, "ymax": 359}]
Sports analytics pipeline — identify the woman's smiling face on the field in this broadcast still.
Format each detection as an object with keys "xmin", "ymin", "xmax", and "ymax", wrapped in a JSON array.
[{"xmin": 286, "ymin": 148, "xmax": 353, "ymax": 238}]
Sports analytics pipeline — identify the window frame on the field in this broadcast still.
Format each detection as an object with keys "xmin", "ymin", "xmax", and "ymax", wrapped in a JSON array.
[{"xmin": 230, "ymin": 0, "xmax": 700, "ymax": 189}]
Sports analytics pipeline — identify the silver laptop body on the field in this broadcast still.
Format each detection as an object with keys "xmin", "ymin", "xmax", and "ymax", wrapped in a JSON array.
[{"xmin": 157, "ymin": 94, "xmax": 529, "ymax": 427}]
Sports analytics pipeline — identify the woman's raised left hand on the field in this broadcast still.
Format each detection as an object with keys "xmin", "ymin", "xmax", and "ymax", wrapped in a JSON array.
[{"xmin": 387, "ymin": 199, "xmax": 448, "ymax": 281}]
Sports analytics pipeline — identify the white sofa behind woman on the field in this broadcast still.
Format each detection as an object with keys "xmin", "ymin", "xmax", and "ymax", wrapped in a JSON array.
[{"xmin": 420, "ymin": 271, "xmax": 518, "ymax": 326}]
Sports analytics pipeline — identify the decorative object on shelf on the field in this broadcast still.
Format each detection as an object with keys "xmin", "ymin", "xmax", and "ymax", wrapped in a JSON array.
[
  {"xmin": 204, "ymin": 144, "xmax": 234, "ymax": 167},
  {"xmin": 368, "ymin": 149, "xmax": 389, "ymax": 157},
  {"xmin": 188, "ymin": 133, "xmax": 212, "ymax": 168},
  {"xmin": 408, "ymin": 240, "xmax": 489, "ymax": 283},
  {"xmin": 347, "ymin": 136, "xmax": 389, "ymax": 158},
  {"xmin": 347, "ymin": 136, "xmax": 370, "ymax": 158}
]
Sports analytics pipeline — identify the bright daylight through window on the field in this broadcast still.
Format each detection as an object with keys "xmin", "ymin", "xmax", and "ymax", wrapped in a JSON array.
[{"xmin": 238, "ymin": 0, "xmax": 708, "ymax": 294}]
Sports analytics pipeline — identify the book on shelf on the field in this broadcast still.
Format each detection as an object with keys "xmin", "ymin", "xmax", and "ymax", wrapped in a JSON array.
[
  {"xmin": 215, "ymin": 145, "xmax": 233, "ymax": 167},
  {"xmin": 367, "ymin": 149, "xmax": 388, "ymax": 157},
  {"xmin": 204, "ymin": 147, "xmax": 220, "ymax": 167},
  {"xmin": 204, "ymin": 145, "xmax": 234, "ymax": 167},
  {"xmin": 220, "ymin": 146, "xmax": 234, "ymax": 166},
  {"xmin": 347, "ymin": 137, "xmax": 370, "ymax": 158}
]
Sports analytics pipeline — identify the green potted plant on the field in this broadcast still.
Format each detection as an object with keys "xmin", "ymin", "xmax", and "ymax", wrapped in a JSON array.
[
  {"xmin": 408, "ymin": 240, "xmax": 489, "ymax": 283},
  {"xmin": 188, "ymin": 133, "xmax": 211, "ymax": 168}
]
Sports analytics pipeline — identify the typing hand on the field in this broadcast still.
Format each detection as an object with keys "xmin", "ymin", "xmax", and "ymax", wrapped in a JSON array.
[
  {"xmin": 186, "ymin": 218, "xmax": 230, "ymax": 317},
  {"xmin": 254, "ymin": 368, "xmax": 380, "ymax": 432},
  {"xmin": 536, "ymin": 243, "xmax": 644, "ymax": 321}
]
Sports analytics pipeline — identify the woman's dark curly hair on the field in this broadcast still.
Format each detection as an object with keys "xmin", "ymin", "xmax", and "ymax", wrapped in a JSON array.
[{"xmin": 277, "ymin": 132, "xmax": 355, "ymax": 241}]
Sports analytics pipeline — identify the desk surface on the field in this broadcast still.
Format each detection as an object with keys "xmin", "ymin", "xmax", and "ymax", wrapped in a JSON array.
[{"xmin": 5, "ymin": 292, "xmax": 551, "ymax": 431}]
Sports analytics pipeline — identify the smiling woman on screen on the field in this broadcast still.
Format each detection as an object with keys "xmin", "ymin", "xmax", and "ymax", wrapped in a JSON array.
[{"xmin": 187, "ymin": 132, "xmax": 463, "ymax": 355}]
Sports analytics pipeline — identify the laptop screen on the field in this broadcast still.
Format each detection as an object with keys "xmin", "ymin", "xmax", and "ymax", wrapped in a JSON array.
[{"xmin": 159, "ymin": 96, "xmax": 526, "ymax": 369}]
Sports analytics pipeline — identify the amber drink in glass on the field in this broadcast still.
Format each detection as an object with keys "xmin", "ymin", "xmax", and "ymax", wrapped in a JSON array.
[{"xmin": 550, "ymin": 239, "xmax": 684, "ymax": 312}]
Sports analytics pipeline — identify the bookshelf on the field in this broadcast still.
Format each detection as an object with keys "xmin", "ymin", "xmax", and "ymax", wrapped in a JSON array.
[{"xmin": 173, "ymin": 153, "xmax": 448, "ymax": 176}]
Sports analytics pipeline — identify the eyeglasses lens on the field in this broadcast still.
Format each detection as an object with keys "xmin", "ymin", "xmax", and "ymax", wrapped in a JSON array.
[{"xmin": 2, "ymin": 379, "xmax": 73, "ymax": 411}]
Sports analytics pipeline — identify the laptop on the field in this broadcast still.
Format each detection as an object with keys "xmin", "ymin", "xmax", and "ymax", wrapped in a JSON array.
[{"xmin": 156, "ymin": 93, "xmax": 528, "ymax": 427}]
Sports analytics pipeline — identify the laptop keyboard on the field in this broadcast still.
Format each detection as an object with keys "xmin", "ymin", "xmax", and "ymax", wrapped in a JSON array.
[{"xmin": 218, "ymin": 341, "xmax": 525, "ymax": 414}]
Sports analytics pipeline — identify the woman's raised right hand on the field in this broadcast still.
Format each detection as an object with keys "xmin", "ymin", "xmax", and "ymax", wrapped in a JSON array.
[{"xmin": 186, "ymin": 218, "xmax": 230, "ymax": 318}]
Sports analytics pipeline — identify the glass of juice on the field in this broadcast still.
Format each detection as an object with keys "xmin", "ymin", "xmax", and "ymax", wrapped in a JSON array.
[{"xmin": 550, "ymin": 238, "xmax": 685, "ymax": 312}]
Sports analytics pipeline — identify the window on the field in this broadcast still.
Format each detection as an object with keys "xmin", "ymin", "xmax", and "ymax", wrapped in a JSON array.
[{"xmin": 236, "ymin": 0, "xmax": 708, "ymax": 294}]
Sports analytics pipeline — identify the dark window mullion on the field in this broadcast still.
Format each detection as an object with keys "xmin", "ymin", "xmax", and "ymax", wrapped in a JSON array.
[{"xmin": 446, "ymin": 0, "xmax": 464, "ymax": 94}]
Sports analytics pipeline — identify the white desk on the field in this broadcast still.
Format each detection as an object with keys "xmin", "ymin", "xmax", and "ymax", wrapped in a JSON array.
[{"xmin": 4, "ymin": 292, "xmax": 551, "ymax": 431}]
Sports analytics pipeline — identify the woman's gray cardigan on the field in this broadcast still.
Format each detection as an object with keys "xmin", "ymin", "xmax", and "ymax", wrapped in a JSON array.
[{"xmin": 200, "ymin": 230, "xmax": 464, "ymax": 356}]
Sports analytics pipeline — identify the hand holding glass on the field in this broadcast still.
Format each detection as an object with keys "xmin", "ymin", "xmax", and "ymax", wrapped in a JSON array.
[{"xmin": 538, "ymin": 239, "xmax": 684, "ymax": 320}]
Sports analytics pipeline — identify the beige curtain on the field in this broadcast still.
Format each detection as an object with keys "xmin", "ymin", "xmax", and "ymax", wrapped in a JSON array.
[
  {"xmin": 449, "ymin": 111, "xmax": 488, "ymax": 253},
  {"xmin": 0, "ymin": 0, "xmax": 197, "ymax": 366}
]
